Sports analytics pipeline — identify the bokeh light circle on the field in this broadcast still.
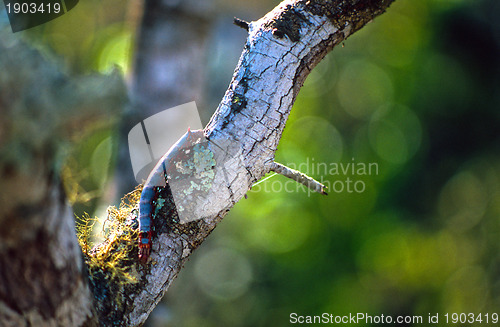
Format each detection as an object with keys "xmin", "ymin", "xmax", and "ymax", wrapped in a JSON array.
[
  {"xmin": 337, "ymin": 60, "xmax": 394, "ymax": 119},
  {"xmin": 194, "ymin": 247, "xmax": 253, "ymax": 301}
]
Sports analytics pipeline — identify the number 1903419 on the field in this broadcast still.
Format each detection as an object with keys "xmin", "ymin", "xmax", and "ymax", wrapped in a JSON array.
[
  {"xmin": 444, "ymin": 313, "xmax": 498, "ymax": 324},
  {"xmin": 5, "ymin": 2, "xmax": 61, "ymax": 14}
]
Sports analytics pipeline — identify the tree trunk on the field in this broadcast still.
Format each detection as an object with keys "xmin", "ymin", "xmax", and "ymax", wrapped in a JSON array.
[
  {"xmin": 0, "ymin": 0, "xmax": 394, "ymax": 326},
  {"xmin": 0, "ymin": 24, "xmax": 126, "ymax": 326},
  {"xmin": 115, "ymin": 0, "xmax": 215, "ymax": 194}
]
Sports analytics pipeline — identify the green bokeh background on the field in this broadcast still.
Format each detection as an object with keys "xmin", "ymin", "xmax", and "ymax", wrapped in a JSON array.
[{"xmin": 15, "ymin": 0, "xmax": 500, "ymax": 325}]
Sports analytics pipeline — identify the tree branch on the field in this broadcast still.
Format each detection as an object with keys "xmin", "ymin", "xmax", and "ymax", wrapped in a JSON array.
[
  {"xmin": 269, "ymin": 162, "xmax": 328, "ymax": 194},
  {"xmin": 105, "ymin": 0, "xmax": 395, "ymax": 325}
]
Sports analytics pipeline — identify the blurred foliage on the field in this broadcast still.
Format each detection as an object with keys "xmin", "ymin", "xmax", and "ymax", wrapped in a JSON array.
[
  {"xmin": 6, "ymin": 0, "xmax": 500, "ymax": 326},
  {"xmin": 5, "ymin": 0, "xmax": 137, "ymax": 215},
  {"xmin": 0, "ymin": 8, "xmax": 127, "ymax": 225},
  {"xmin": 21, "ymin": 0, "xmax": 137, "ymax": 75}
]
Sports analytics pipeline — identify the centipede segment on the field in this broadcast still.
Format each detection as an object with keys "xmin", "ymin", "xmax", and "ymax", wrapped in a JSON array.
[{"xmin": 138, "ymin": 185, "xmax": 158, "ymax": 263}]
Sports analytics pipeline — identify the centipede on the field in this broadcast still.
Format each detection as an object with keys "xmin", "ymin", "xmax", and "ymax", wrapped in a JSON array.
[{"xmin": 137, "ymin": 129, "xmax": 206, "ymax": 263}]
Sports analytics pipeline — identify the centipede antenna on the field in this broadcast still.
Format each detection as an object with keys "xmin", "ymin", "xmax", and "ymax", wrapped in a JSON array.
[
  {"xmin": 162, "ymin": 161, "xmax": 167, "ymax": 182},
  {"xmin": 140, "ymin": 120, "xmax": 155, "ymax": 162}
]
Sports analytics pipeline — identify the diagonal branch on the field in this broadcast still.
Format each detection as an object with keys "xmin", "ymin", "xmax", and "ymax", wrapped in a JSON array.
[{"xmin": 105, "ymin": 0, "xmax": 395, "ymax": 325}]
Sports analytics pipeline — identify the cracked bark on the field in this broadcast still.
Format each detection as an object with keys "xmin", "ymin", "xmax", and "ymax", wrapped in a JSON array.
[{"xmin": 0, "ymin": 0, "xmax": 394, "ymax": 326}]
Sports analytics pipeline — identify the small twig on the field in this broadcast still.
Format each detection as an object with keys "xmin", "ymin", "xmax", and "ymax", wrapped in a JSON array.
[
  {"xmin": 269, "ymin": 162, "xmax": 328, "ymax": 195},
  {"xmin": 233, "ymin": 17, "xmax": 250, "ymax": 31}
]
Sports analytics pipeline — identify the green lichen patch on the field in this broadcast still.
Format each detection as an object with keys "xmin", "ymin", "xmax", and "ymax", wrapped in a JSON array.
[
  {"xmin": 192, "ymin": 144, "xmax": 216, "ymax": 181},
  {"xmin": 173, "ymin": 142, "xmax": 216, "ymax": 197}
]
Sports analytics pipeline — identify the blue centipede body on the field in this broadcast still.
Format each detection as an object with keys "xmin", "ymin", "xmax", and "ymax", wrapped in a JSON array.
[
  {"xmin": 137, "ymin": 185, "xmax": 156, "ymax": 263},
  {"xmin": 139, "ymin": 186, "xmax": 156, "ymax": 233},
  {"xmin": 137, "ymin": 129, "xmax": 206, "ymax": 263}
]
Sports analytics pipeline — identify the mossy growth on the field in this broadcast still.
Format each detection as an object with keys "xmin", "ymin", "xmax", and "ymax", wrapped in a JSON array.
[{"xmin": 76, "ymin": 184, "xmax": 144, "ymax": 309}]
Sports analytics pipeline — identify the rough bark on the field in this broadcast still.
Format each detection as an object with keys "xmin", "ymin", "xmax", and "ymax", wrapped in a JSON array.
[{"xmin": 0, "ymin": 0, "xmax": 394, "ymax": 326}]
